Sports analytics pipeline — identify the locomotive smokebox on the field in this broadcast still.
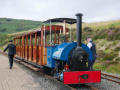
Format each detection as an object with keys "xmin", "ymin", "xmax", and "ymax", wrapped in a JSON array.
[
  {"xmin": 69, "ymin": 13, "xmax": 88, "ymax": 71},
  {"xmin": 76, "ymin": 13, "xmax": 83, "ymax": 47}
]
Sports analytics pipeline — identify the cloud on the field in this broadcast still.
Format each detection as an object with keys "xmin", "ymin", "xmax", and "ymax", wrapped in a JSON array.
[{"xmin": 0, "ymin": 0, "xmax": 120, "ymax": 22}]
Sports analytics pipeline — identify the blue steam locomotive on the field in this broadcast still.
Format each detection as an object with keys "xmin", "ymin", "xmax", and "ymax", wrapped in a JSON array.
[{"xmin": 44, "ymin": 13, "xmax": 101, "ymax": 84}]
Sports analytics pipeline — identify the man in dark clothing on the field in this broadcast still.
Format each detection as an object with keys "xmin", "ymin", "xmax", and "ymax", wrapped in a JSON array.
[
  {"xmin": 3, "ymin": 40, "xmax": 16, "ymax": 69},
  {"xmin": 86, "ymin": 38, "xmax": 97, "ymax": 70}
]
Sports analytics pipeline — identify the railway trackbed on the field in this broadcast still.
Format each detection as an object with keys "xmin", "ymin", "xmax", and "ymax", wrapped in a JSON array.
[
  {"xmin": 14, "ymin": 57, "xmax": 99, "ymax": 90},
  {"xmin": 40, "ymin": 74, "xmax": 99, "ymax": 90},
  {"xmin": 101, "ymin": 72, "xmax": 120, "ymax": 84},
  {"xmin": 79, "ymin": 84, "xmax": 99, "ymax": 90}
]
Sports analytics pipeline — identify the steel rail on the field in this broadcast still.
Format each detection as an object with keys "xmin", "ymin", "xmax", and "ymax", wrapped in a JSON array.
[
  {"xmin": 101, "ymin": 73, "xmax": 120, "ymax": 79},
  {"xmin": 101, "ymin": 72, "xmax": 120, "ymax": 84}
]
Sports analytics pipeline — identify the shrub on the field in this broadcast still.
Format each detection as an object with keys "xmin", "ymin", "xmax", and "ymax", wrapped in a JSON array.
[
  {"xmin": 103, "ymin": 51, "xmax": 118, "ymax": 61},
  {"xmin": 0, "ymin": 28, "xmax": 7, "ymax": 32},
  {"xmin": 114, "ymin": 46, "xmax": 120, "ymax": 51},
  {"xmin": 83, "ymin": 27, "xmax": 93, "ymax": 32},
  {"xmin": 16, "ymin": 28, "xmax": 24, "ymax": 31},
  {"xmin": 107, "ymin": 28, "xmax": 120, "ymax": 40},
  {"xmin": 97, "ymin": 50, "xmax": 105, "ymax": 58},
  {"xmin": 93, "ymin": 30, "xmax": 108, "ymax": 40},
  {"xmin": 109, "ymin": 24, "xmax": 115, "ymax": 30},
  {"xmin": 106, "ymin": 64, "xmax": 120, "ymax": 74},
  {"xmin": 6, "ymin": 19, "xmax": 12, "ymax": 21},
  {"xmin": 114, "ymin": 57, "xmax": 120, "ymax": 62},
  {"xmin": 94, "ymin": 63, "xmax": 106, "ymax": 71}
]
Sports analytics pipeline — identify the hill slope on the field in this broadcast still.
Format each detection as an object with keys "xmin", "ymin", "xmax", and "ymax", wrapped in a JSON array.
[
  {"xmin": 0, "ymin": 18, "xmax": 42, "ymax": 34},
  {"xmin": 82, "ymin": 20, "xmax": 120, "ymax": 74}
]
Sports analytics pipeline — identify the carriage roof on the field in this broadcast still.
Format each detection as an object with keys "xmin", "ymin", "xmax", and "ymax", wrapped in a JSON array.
[
  {"xmin": 44, "ymin": 18, "xmax": 76, "ymax": 24},
  {"xmin": 14, "ymin": 25, "xmax": 69, "ymax": 39}
]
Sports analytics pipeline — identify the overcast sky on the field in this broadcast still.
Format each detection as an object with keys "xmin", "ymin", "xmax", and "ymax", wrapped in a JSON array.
[{"xmin": 0, "ymin": 0, "xmax": 120, "ymax": 22}]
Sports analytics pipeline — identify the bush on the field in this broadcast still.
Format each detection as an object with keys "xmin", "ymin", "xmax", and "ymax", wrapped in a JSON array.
[
  {"xmin": 6, "ymin": 19, "xmax": 12, "ymax": 21},
  {"xmin": 94, "ymin": 63, "xmax": 106, "ymax": 71},
  {"xmin": 0, "ymin": 28, "xmax": 7, "ymax": 32},
  {"xmin": 97, "ymin": 50, "xmax": 106, "ymax": 58},
  {"xmin": 0, "ymin": 34, "xmax": 13, "ymax": 46},
  {"xmin": 114, "ymin": 57, "xmax": 120, "ymax": 62},
  {"xmin": 103, "ymin": 51, "xmax": 118, "ymax": 61},
  {"xmin": 109, "ymin": 24, "xmax": 115, "ymax": 30},
  {"xmin": 16, "ymin": 28, "xmax": 24, "ymax": 31},
  {"xmin": 114, "ymin": 46, "xmax": 120, "ymax": 51},
  {"xmin": 93, "ymin": 30, "xmax": 108, "ymax": 40},
  {"xmin": 106, "ymin": 64, "xmax": 120, "ymax": 74},
  {"xmin": 107, "ymin": 28, "xmax": 120, "ymax": 40},
  {"xmin": 83, "ymin": 27, "xmax": 93, "ymax": 32}
]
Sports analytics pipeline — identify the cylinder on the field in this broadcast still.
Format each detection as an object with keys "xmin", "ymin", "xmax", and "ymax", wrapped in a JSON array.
[{"xmin": 76, "ymin": 13, "xmax": 83, "ymax": 47}]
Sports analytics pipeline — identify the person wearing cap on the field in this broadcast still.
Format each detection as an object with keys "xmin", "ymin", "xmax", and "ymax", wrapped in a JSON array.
[
  {"xmin": 86, "ymin": 37, "xmax": 97, "ymax": 70},
  {"xmin": 3, "ymin": 40, "xmax": 16, "ymax": 69}
]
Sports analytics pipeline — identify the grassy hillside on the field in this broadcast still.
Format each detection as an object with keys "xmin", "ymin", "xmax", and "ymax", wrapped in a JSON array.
[
  {"xmin": 82, "ymin": 20, "xmax": 120, "ymax": 74},
  {"xmin": 0, "ymin": 18, "xmax": 42, "ymax": 34}
]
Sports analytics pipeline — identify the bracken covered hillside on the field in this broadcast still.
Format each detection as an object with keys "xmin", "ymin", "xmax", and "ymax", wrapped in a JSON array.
[{"xmin": 82, "ymin": 20, "xmax": 120, "ymax": 74}]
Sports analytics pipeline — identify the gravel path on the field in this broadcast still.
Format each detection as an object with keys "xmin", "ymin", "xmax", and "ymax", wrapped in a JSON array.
[
  {"xmin": 0, "ymin": 54, "xmax": 70, "ymax": 90},
  {"xmin": 85, "ymin": 79, "xmax": 120, "ymax": 90}
]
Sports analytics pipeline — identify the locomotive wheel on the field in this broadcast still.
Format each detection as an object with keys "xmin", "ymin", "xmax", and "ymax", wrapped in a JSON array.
[{"xmin": 43, "ymin": 66, "xmax": 54, "ymax": 75}]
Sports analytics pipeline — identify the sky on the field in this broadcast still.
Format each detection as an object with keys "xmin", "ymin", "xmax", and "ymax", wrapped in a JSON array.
[{"xmin": 0, "ymin": 0, "xmax": 120, "ymax": 22}]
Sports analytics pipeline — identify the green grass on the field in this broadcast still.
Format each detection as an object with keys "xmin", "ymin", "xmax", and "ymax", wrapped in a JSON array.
[
  {"xmin": 0, "ymin": 18, "xmax": 43, "ymax": 34},
  {"xmin": 83, "ymin": 20, "xmax": 120, "ymax": 30},
  {"xmin": 94, "ymin": 63, "xmax": 106, "ymax": 71},
  {"xmin": 0, "ymin": 46, "xmax": 4, "ymax": 50},
  {"xmin": 94, "ymin": 63, "xmax": 120, "ymax": 74},
  {"xmin": 106, "ymin": 64, "xmax": 120, "ymax": 74}
]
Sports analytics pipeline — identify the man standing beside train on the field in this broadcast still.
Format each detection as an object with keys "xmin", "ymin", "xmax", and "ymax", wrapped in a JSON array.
[
  {"xmin": 3, "ymin": 40, "xmax": 16, "ymax": 69},
  {"xmin": 86, "ymin": 37, "xmax": 97, "ymax": 70}
]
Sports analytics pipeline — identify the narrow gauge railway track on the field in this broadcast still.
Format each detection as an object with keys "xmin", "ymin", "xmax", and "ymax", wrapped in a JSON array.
[
  {"xmin": 101, "ymin": 72, "xmax": 120, "ymax": 84},
  {"xmin": 0, "ymin": 51, "xmax": 98, "ymax": 90}
]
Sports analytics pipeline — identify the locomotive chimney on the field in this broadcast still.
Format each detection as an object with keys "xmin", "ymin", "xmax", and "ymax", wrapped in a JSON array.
[{"xmin": 76, "ymin": 13, "xmax": 83, "ymax": 47}]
